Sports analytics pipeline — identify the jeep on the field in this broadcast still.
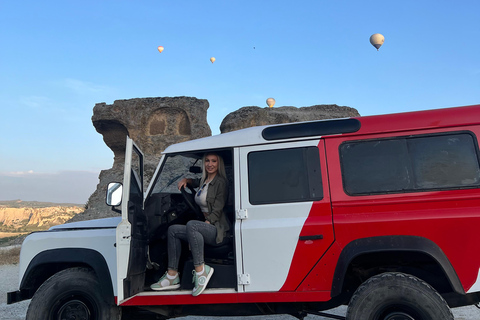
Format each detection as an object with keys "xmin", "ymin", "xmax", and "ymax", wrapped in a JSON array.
[{"xmin": 8, "ymin": 104, "xmax": 480, "ymax": 320}]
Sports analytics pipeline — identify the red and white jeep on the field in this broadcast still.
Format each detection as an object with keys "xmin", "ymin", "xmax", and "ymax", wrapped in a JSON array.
[{"xmin": 8, "ymin": 104, "xmax": 480, "ymax": 320}]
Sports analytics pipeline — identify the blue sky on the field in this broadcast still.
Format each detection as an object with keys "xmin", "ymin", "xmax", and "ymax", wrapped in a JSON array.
[{"xmin": 1, "ymin": 0, "xmax": 479, "ymax": 203}]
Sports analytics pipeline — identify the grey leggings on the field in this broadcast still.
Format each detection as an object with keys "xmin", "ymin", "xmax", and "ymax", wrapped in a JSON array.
[{"xmin": 167, "ymin": 220, "xmax": 217, "ymax": 269}]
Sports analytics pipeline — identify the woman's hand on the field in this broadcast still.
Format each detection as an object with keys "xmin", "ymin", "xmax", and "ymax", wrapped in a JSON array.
[
  {"xmin": 177, "ymin": 178, "xmax": 189, "ymax": 190},
  {"xmin": 205, "ymin": 220, "xmax": 211, "ymax": 224}
]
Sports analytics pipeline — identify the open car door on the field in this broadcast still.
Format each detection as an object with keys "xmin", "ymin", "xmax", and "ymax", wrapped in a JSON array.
[{"xmin": 116, "ymin": 136, "xmax": 146, "ymax": 303}]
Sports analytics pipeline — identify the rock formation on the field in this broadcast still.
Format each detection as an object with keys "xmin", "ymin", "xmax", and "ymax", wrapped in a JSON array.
[
  {"xmin": 71, "ymin": 96, "xmax": 212, "ymax": 222},
  {"xmin": 92, "ymin": 97, "xmax": 211, "ymax": 169},
  {"xmin": 220, "ymin": 104, "xmax": 360, "ymax": 133},
  {"xmin": 0, "ymin": 206, "xmax": 83, "ymax": 231}
]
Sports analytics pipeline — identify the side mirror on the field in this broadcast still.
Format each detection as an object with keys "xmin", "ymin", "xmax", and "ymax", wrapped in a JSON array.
[{"xmin": 106, "ymin": 182, "xmax": 123, "ymax": 206}]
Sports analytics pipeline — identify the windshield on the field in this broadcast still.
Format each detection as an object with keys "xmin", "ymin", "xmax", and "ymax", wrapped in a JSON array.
[{"xmin": 151, "ymin": 154, "xmax": 203, "ymax": 194}]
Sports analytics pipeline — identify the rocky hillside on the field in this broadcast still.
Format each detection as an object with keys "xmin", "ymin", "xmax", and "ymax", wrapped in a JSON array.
[{"xmin": 0, "ymin": 200, "xmax": 83, "ymax": 232}]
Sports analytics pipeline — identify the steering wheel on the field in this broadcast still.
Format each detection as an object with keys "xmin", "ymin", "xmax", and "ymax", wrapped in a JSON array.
[{"xmin": 180, "ymin": 185, "xmax": 203, "ymax": 221}]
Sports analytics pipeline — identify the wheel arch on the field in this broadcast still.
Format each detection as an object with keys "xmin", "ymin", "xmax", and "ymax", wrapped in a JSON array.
[
  {"xmin": 331, "ymin": 235, "xmax": 464, "ymax": 297},
  {"xmin": 20, "ymin": 248, "xmax": 114, "ymax": 303}
]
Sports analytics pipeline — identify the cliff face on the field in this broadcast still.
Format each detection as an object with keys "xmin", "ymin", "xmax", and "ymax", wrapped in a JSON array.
[{"xmin": 0, "ymin": 206, "xmax": 83, "ymax": 231}]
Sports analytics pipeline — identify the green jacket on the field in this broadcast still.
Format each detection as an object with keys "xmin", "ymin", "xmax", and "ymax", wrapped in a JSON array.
[{"xmin": 192, "ymin": 175, "xmax": 230, "ymax": 244}]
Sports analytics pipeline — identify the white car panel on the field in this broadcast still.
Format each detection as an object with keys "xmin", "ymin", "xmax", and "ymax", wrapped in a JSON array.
[
  {"xmin": 238, "ymin": 140, "xmax": 319, "ymax": 292},
  {"xmin": 19, "ymin": 228, "xmax": 117, "ymax": 294}
]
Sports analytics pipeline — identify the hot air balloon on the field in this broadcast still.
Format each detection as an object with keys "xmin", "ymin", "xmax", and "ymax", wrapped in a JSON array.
[
  {"xmin": 157, "ymin": 46, "xmax": 164, "ymax": 53},
  {"xmin": 266, "ymin": 98, "xmax": 275, "ymax": 108},
  {"xmin": 210, "ymin": 57, "xmax": 216, "ymax": 63},
  {"xmin": 369, "ymin": 34, "xmax": 384, "ymax": 51}
]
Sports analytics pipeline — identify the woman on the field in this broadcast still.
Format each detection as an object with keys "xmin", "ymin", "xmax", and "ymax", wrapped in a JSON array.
[{"xmin": 150, "ymin": 153, "xmax": 230, "ymax": 296}]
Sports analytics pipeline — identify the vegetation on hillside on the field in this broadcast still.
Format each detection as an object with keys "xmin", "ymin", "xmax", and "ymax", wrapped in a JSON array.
[
  {"xmin": 0, "ymin": 201, "xmax": 84, "ymax": 239},
  {"xmin": 0, "ymin": 200, "xmax": 82, "ymax": 208}
]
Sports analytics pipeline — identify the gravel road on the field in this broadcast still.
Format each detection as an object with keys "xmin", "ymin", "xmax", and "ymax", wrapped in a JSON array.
[{"xmin": 1, "ymin": 264, "xmax": 479, "ymax": 320}]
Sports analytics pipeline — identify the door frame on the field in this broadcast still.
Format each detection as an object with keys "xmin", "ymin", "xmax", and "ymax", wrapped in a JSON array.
[{"xmin": 116, "ymin": 136, "xmax": 144, "ymax": 303}]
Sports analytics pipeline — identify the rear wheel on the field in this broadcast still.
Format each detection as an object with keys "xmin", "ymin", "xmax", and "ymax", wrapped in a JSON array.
[
  {"xmin": 26, "ymin": 267, "xmax": 120, "ymax": 320},
  {"xmin": 346, "ymin": 272, "xmax": 453, "ymax": 320}
]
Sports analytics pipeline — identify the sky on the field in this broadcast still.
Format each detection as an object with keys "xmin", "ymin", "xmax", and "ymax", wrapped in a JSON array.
[{"xmin": 1, "ymin": 0, "xmax": 479, "ymax": 204}]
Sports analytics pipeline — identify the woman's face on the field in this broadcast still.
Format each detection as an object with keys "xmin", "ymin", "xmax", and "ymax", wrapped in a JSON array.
[{"xmin": 204, "ymin": 154, "xmax": 218, "ymax": 175}]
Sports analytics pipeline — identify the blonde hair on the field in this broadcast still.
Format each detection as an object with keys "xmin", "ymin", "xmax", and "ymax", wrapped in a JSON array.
[{"xmin": 200, "ymin": 153, "xmax": 226, "ymax": 185}]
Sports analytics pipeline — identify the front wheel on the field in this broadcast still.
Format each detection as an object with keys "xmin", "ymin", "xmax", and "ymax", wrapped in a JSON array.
[
  {"xmin": 26, "ymin": 267, "xmax": 120, "ymax": 320},
  {"xmin": 346, "ymin": 272, "xmax": 453, "ymax": 320}
]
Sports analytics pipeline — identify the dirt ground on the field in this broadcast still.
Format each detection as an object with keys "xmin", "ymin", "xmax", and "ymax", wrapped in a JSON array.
[{"xmin": 1, "ymin": 264, "xmax": 479, "ymax": 320}]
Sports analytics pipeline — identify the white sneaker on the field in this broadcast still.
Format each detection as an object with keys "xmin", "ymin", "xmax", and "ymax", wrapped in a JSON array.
[
  {"xmin": 192, "ymin": 265, "xmax": 214, "ymax": 296},
  {"xmin": 150, "ymin": 272, "xmax": 180, "ymax": 291}
]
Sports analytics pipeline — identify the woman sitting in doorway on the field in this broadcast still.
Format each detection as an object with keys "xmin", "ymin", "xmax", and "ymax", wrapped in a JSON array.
[{"xmin": 150, "ymin": 153, "xmax": 230, "ymax": 296}]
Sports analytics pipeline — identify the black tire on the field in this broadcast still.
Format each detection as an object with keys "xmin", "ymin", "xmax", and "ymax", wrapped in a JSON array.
[
  {"xmin": 346, "ymin": 272, "xmax": 453, "ymax": 320},
  {"xmin": 26, "ymin": 267, "xmax": 120, "ymax": 320}
]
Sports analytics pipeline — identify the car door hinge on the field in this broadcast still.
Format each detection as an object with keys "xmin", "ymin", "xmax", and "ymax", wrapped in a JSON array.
[
  {"xmin": 236, "ymin": 209, "xmax": 248, "ymax": 220},
  {"xmin": 117, "ymin": 224, "xmax": 131, "ymax": 244},
  {"xmin": 238, "ymin": 273, "xmax": 251, "ymax": 285}
]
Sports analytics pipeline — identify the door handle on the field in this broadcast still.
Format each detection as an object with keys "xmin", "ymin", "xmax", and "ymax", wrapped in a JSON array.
[{"xmin": 299, "ymin": 235, "xmax": 323, "ymax": 241}]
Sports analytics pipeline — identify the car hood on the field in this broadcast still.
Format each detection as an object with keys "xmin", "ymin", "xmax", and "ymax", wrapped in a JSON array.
[{"xmin": 49, "ymin": 217, "xmax": 122, "ymax": 230}]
